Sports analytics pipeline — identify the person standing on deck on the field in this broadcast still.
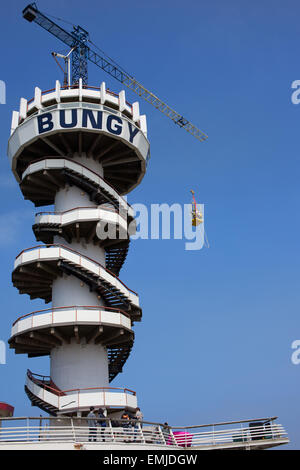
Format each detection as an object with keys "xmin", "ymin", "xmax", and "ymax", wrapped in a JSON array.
[
  {"xmin": 87, "ymin": 406, "xmax": 97, "ymax": 442},
  {"xmin": 97, "ymin": 408, "xmax": 107, "ymax": 442}
]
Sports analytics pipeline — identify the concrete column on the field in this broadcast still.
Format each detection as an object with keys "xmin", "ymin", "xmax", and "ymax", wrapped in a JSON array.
[
  {"xmin": 52, "ymin": 274, "xmax": 104, "ymax": 308},
  {"xmin": 51, "ymin": 157, "xmax": 109, "ymax": 393},
  {"xmin": 50, "ymin": 339, "xmax": 109, "ymax": 390}
]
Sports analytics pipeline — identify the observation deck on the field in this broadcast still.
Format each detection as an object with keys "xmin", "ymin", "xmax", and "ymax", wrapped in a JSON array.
[{"xmin": 0, "ymin": 416, "xmax": 289, "ymax": 451}]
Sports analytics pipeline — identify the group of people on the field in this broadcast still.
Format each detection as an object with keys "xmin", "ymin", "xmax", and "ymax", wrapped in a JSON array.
[{"xmin": 87, "ymin": 406, "xmax": 143, "ymax": 442}]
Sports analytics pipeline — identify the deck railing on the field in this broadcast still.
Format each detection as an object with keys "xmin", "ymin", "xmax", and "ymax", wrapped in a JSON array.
[
  {"xmin": 12, "ymin": 305, "xmax": 131, "ymax": 327},
  {"xmin": 27, "ymin": 85, "xmax": 133, "ymax": 112},
  {"xmin": 0, "ymin": 416, "xmax": 289, "ymax": 449},
  {"xmin": 27, "ymin": 369, "xmax": 136, "ymax": 397}
]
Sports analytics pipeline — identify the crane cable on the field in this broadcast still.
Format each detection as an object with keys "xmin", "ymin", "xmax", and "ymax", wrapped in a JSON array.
[{"xmin": 37, "ymin": 6, "xmax": 75, "ymax": 28}]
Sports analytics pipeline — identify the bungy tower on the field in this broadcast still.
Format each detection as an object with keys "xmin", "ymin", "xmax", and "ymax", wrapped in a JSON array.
[{"xmin": 7, "ymin": 80, "xmax": 149, "ymax": 419}]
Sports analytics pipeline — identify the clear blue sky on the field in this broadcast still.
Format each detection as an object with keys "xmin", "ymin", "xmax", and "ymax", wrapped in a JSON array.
[{"xmin": 0, "ymin": 0, "xmax": 299, "ymax": 449}]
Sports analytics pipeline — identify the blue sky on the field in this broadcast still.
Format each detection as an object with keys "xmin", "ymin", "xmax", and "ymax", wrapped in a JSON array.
[{"xmin": 0, "ymin": 0, "xmax": 299, "ymax": 449}]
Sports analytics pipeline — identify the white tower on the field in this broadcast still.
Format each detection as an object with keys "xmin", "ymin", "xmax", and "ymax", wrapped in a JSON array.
[{"xmin": 7, "ymin": 80, "xmax": 150, "ymax": 417}]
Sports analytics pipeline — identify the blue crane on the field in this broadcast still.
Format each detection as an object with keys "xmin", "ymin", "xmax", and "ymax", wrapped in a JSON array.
[{"xmin": 22, "ymin": 3, "xmax": 208, "ymax": 142}]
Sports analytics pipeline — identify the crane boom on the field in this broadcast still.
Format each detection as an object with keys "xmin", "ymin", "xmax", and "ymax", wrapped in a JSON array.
[{"xmin": 22, "ymin": 3, "xmax": 208, "ymax": 142}]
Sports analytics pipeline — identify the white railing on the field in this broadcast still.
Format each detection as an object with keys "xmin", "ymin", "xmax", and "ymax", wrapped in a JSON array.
[
  {"xmin": 35, "ymin": 206, "xmax": 129, "ymax": 226},
  {"xmin": 20, "ymin": 82, "xmax": 148, "ymax": 137},
  {"xmin": 34, "ymin": 206, "xmax": 131, "ymax": 239},
  {"xmin": 26, "ymin": 373, "xmax": 137, "ymax": 412},
  {"xmin": 0, "ymin": 424, "xmax": 165, "ymax": 446},
  {"xmin": 171, "ymin": 423, "xmax": 286, "ymax": 447},
  {"xmin": 0, "ymin": 417, "xmax": 289, "ymax": 449},
  {"xmin": 26, "ymin": 83, "xmax": 135, "ymax": 122},
  {"xmin": 11, "ymin": 305, "xmax": 132, "ymax": 337}
]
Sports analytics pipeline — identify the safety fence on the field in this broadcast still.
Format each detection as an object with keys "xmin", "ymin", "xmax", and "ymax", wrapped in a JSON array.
[{"xmin": 0, "ymin": 416, "xmax": 289, "ymax": 449}]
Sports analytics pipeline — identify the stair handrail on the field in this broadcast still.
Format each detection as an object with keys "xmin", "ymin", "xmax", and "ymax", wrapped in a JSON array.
[{"xmin": 27, "ymin": 369, "xmax": 136, "ymax": 397}]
